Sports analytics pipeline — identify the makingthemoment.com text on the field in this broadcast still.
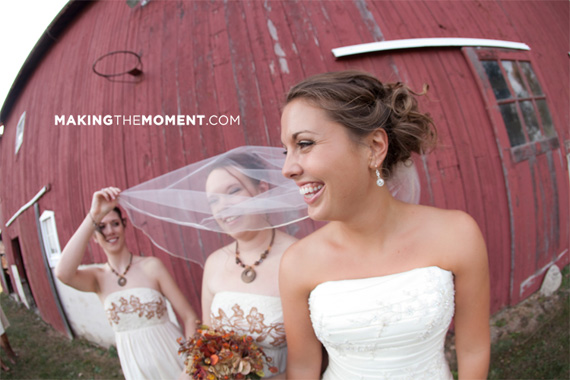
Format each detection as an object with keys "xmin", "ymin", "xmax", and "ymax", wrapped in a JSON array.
[{"xmin": 54, "ymin": 114, "xmax": 240, "ymax": 126}]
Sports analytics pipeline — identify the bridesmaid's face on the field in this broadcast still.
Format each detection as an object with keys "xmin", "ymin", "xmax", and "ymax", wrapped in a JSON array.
[
  {"xmin": 93, "ymin": 211, "xmax": 126, "ymax": 253},
  {"xmin": 205, "ymin": 167, "xmax": 267, "ymax": 233},
  {"xmin": 281, "ymin": 99, "xmax": 372, "ymax": 222}
]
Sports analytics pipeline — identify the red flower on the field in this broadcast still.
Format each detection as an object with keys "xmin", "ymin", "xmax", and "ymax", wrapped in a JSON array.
[{"xmin": 179, "ymin": 325, "xmax": 276, "ymax": 379}]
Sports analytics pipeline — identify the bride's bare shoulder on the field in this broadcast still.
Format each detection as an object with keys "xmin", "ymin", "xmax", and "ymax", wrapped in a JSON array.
[
  {"xmin": 409, "ymin": 204, "xmax": 486, "ymax": 267},
  {"xmin": 281, "ymin": 224, "xmax": 333, "ymax": 262},
  {"xmin": 407, "ymin": 204, "xmax": 479, "ymax": 231}
]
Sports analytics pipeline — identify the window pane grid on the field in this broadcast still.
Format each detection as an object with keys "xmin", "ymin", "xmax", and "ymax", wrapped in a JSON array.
[
  {"xmin": 481, "ymin": 59, "xmax": 558, "ymax": 148},
  {"xmin": 510, "ymin": 61, "xmax": 554, "ymax": 142},
  {"xmin": 520, "ymin": 61, "xmax": 544, "ymax": 96},
  {"xmin": 501, "ymin": 60, "xmax": 530, "ymax": 98},
  {"xmin": 496, "ymin": 95, "xmax": 546, "ymax": 105}
]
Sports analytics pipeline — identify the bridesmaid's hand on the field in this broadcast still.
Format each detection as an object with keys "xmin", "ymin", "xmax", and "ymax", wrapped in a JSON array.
[{"xmin": 90, "ymin": 187, "xmax": 121, "ymax": 222}]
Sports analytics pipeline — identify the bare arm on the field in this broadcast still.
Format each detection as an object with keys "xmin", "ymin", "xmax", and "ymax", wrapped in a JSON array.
[
  {"xmin": 451, "ymin": 212, "xmax": 491, "ymax": 379},
  {"xmin": 151, "ymin": 257, "xmax": 199, "ymax": 339},
  {"xmin": 280, "ymin": 243, "xmax": 322, "ymax": 380},
  {"xmin": 177, "ymin": 254, "xmax": 219, "ymax": 380},
  {"xmin": 55, "ymin": 187, "xmax": 120, "ymax": 293},
  {"xmin": 200, "ymin": 255, "xmax": 216, "ymax": 326}
]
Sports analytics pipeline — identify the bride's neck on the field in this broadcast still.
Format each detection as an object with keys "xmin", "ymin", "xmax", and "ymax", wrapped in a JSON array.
[{"xmin": 336, "ymin": 196, "xmax": 404, "ymax": 247}]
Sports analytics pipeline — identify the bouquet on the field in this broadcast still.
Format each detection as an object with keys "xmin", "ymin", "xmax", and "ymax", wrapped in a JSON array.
[{"xmin": 178, "ymin": 325, "xmax": 279, "ymax": 379}]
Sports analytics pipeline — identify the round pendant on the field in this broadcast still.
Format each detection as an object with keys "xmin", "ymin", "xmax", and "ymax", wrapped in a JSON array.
[
  {"xmin": 118, "ymin": 277, "xmax": 127, "ymax": 287},
  {"xmin": 241, "ymin": 267, "xmax": 256, "ymax": 283}
]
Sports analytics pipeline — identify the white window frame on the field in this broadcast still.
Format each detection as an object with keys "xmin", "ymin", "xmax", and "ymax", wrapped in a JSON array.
[
  {"xmin": 40, "ymin": 210, "xmax": 62, "ymax": 268},
  {"xmin": 15, "ymin": 111, "xmax": 26, "ymax": 154}
]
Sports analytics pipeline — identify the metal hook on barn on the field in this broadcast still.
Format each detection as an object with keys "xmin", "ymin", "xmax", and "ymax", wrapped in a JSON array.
[{"xmin": 92, "ymin": 50, "xmax": 143, "ymax": 83}]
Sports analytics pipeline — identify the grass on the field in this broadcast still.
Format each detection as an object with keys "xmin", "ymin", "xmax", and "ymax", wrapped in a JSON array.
[
  {"xmin": 489, "ymin": 303, "xmax": 569, "ymax": 379},
  {"xmin": 487, "ymin": 266, "xmax": 570, "ymax": 380},
  {"xmin": 0, "ymin": 292, "xmax": 123, "ymax": 379},
  {"xmin": 447, "ymin": 265, "xmax": 570, "ymax": 380},
  {"xmin": 0, "ymin": 266, "xmax": 568, "ymax": 379}
]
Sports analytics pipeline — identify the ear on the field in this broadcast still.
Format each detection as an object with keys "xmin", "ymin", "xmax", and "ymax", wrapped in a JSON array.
[{"xmin": 367, "ymin": 128, "xmax": 389, "ymax": 169}]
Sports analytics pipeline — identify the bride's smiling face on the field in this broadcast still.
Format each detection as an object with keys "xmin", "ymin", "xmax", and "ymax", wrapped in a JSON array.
[
  {"xmin": 281, "ymin": 99, "xmax": 372, "ymax": 222},
  {"xmin": 205, "ymin": 167, "xmax": 268, "ymax": 234}
]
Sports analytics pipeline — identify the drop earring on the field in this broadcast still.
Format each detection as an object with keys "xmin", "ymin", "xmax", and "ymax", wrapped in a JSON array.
[{"xmin": 375, "ymin": 168, "xmax": 385, "ymax": 187}]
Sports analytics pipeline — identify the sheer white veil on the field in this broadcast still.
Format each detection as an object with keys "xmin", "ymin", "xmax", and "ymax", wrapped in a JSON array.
[
  {"xmin": 119, "ymin": 146, "xmax": 420, "ymax": 266},
  {"xmin": 387, "ymin": 160, "xmax": 421, "ymax": 206}
]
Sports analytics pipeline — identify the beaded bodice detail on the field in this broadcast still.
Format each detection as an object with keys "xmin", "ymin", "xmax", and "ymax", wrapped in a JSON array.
[{"xmin": 309, "ymin": 266, "xmax": 455, "ymax": 380}]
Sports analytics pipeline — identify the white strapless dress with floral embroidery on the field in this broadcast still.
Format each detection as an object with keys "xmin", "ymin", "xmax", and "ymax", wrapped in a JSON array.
[
  {"xmin": 309, "ymin": 266, "xmax": 455, "ymax": 380},
  {"xmin": 104, "ymin": 287, "xmax": 184, "ymax": 380},
  {"xmin": 210, "ymin": 291, "xmax": 287, "ymax": 378}
]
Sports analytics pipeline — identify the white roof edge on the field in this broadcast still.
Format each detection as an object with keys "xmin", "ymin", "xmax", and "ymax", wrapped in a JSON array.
[{"xmin": 332, "ymin": 38, "xmax": 530, "ymax": 58}]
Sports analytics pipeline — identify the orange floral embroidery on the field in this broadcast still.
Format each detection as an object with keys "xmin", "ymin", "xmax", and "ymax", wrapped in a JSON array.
[
  {"xmin": 106, "ymin": 295, "xmax": 166, "ymax": 324},
  {"xmin": 246, "ymin": 308, "xmax": 266, "ymax": 334},
  {"xmin": 211, "ymin": 304, "xmax": 286, "ymax": 347}
]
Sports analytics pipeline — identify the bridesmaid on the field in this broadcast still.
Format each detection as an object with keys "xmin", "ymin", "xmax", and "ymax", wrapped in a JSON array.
[
  {"xmin": 56, "ymin": 187, "xmax": 198, "ymax": 380},
  {"xmin": 199, "ymin": 151, "xmax": 297, "ymax": 379}
]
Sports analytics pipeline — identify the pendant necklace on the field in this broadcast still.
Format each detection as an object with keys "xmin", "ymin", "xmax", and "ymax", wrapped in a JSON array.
[
  {"xmin": 107, "ymin": 253, "xmax": 133, "ymax": 287},
  {"xmin": 235, "ymin": 229, "xmax": 275, "ymax": 283}
]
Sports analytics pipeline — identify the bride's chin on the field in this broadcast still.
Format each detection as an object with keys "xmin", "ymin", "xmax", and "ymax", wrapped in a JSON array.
[{"xmin": 308, "ymin": 205, "xmax": 330, "ymax": 222}]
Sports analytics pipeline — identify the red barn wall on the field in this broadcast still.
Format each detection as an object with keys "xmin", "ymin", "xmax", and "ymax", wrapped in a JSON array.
[{"xmin": 0, "ymin": 0, "xmax": 567, "ymax": 336}]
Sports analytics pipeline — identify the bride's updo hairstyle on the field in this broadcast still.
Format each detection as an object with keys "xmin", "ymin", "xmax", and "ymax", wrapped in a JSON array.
[{"xmin": 284, "ymin": 70, "xmax": 437, "ymax": 178}]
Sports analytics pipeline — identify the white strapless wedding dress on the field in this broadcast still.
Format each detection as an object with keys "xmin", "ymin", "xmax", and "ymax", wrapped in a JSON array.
[
  {"xmin": 309, "ymin": 266, "xmax": 455, "ymax": 380},
  {"xmin": 210, "ymin": 291, "xmax": 287, "ymax": 378},
  {"xmin": 104, "ymin": 287, "xmax": 185, "ymax": 380}
]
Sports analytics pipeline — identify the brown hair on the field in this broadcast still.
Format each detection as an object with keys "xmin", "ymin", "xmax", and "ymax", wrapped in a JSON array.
[
  {"xmin": 94, "ymin": 207, "xmax": 126, "ymax": 235},
  {"xmin": 285, "ymin": 70, "xmax": 437, "ymax": 177},
  {"xmin": 209, "ymin": 152, "xmax": 268, "ymax": 187}
]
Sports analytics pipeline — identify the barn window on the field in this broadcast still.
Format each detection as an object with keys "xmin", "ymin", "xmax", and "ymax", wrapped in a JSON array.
[
  {"xmin": 15, "ymin": 111, "xmax": 26, "ymax": 154},
  {"xmin": 480, "ymin": 59, "xmax": 557, "ymax": 149},
  {"xmin": 40, "ymin": 210, "xmax": 62, "ymax": 268}
]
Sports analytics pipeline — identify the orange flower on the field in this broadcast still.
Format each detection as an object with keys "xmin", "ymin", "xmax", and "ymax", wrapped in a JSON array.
[{"xmin": 179, "ymin": 325, "xmax": 276, "ymax": 379}]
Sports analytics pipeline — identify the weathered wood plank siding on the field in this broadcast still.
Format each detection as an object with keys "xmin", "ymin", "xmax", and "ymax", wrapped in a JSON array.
[{"xmin": 0, "ymin": 0, "xmax": 567, "ymax": 335}]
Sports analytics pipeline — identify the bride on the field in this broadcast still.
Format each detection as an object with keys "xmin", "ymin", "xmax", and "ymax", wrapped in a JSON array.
[{"xmin": 279, "ymin": 70, "xmax": 490, "ymax": 379}]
